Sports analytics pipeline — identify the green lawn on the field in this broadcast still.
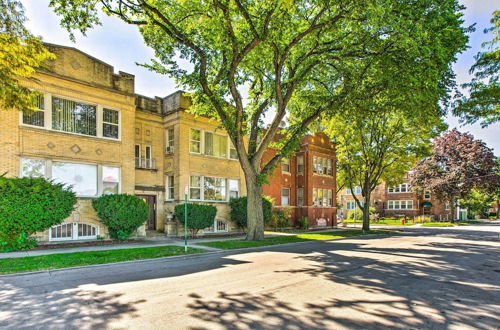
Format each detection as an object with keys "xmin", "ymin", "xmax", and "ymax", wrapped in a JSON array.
[
  {"xmin": 200, "ymin": 229, "xmax": 393, "ymax": 250},
  {"xmin": 421, "ymin": 221, "xmax": 482, "ymax": 227},
  {"xmin": 344, "ymin": 219, "xmax": 416, "ymax": 226},
  {"xmin": 0, "ymin": 246, "xmax": 204, "ymax": 275}
]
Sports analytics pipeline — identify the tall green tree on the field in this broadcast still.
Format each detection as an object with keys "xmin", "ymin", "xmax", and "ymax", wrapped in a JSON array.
[
  {"xmin": 327, "ymin": 101, "xmax": 446, "ymax": 231},
  {"xmin": 410, "ymin": 129, "xmax": 499, "ymax": 221},
  {"xmin": 0, "ymin": 0, "xmax": 54, "ymax": 111},
  {"xmin": 453, "ymin": 11, "xmax": 500, "ymax": 127},
  {"xmin": 49, "ymin": 0, "xmax": 468, "ymax": 239}
]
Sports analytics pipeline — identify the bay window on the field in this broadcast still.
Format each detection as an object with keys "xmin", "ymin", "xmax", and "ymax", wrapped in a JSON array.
[
  {"xmin": 313, "ymin": 188, "xmax": 333, "ymax": 206},
  {"xmin": 20, "ymin": 158, "xmax": 119, "ymax": 197},
  {"xmin": 313, "ymin": 156, "xmax": 333, "ymax": 175}
]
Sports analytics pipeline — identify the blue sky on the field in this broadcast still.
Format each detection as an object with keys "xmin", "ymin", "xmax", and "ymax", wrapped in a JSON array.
[{"xmin": 22, "ymin": 0, "xmax": 499, "ymax": 154}]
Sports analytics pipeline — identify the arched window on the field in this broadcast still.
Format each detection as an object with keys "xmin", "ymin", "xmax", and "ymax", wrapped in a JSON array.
[{"xmin": 49, "ymin": 223, "xmax": 99, "ymax": 241}]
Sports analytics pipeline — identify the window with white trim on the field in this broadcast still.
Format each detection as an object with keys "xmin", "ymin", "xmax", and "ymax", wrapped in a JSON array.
[
  {"xmin": 313, "ymin": 188, "xmax": 333, "ymax": 206},
  {"xmin": 190, "ymin": 128, "xmax": 201, "ymax": 153},
  {"xmin": 190, "ymin": 175, "xmax": 202, "ymax": 200},
  {"xmin": 189, "ymin": 175, "xmax": 234, "ymax": 201},
  {"xmin": 282, "ymin": 158, "xmax": 290, "ymax": 173},
  {"xmin": 52, "ymin": 97, "xmax": 97, "ymax": 136},
  {"xmin": 346, "ymin": 201, "xmax": 356, "ymax": 210},
  {"xmin": 229, "ymin": 179, "xmax": 239, "ymax": 199},
  {"xmin": 424, "ymin": 190, "xmax": 431, "ymax": 200},
  {"xmin": 281, "ymin": 188, "xmax": 290, "ymax": 206},
  {"xmin": 312, "ymin": 156, "xmax": 333, "ymax": 175},
  {"xmin": 388, "ymin": 183, "xmax": 410, "ymax": 193},
  {"xmin": 388, "ymin": 200, "xmax": 413, "ymax": 210},
  {"xmin": 21, "ymin": 94, "xmax": 120, "ymax": 140},
  {"xmin": 103, "ymin": 108, "xmax": 119, "ymax": 139},
  {"xmin": 22, "ymin": 94, "xmax": 44, "ymax": 127},
  {"xmin": 166, "ymin": 127, "xmax": 174, "ymax": 153},
  {"xmin": 297, "ymin": 188, "xmax": 304, "ymax": 206},
  {"xmin": 20, "ymin": 158, "xmax": 120, "ymax": 197},
  {"xmin": 204, "ymin": 132, "xmax": 227, "ymax": 158},
  {"xmin": 50, "ymin": 222, "xmax": 99, "ymax": 241},
  {"xmin": 347, "ymin": 186, "xmax": 362, "ymax": 195},
  {"xmin": 445, "ymin": 202, "xmax": 451, "ymax": 210},
  {"xmin": 166, "ymin": 175, "xmax": 174, "ymax": 200},
  {"xmin": 297, "ymin": 155, "xmax": 304, "ymax": 174}
]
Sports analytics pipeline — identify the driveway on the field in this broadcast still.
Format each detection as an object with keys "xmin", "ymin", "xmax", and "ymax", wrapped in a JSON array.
[{"xmin": 1, "ymin": 225, "xmax": 499, "ymax": 329}]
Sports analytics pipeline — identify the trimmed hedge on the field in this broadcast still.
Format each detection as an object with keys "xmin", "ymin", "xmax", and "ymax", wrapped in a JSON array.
[
  {"xmin": 92, "ymin": 194, "xmax": 149, "ymax": 240},
  {"xmin": 229, "ymin": 196, "xmax": 273, "ymax": 228},
  {"xmin": 174, "ymin": 203, "xmax": 217, "ymax": 236},
  {"xmin": 0, "ymin": 176, "xmax": 77, "ymax": 251}
]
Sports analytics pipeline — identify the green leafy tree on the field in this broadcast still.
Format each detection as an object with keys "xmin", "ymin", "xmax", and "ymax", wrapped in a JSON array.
[
  {"xmin": 460, "ymin": 189, "xmax": 494, "ymax": 219},
  {"xmin": 0, "ymin": 0, "xmax": 54, "ymax": 111},
  {"xmin": 411, "ymin": 129, "xmax": 500, "ymax": 221},
  {"xmin": 453, "ymin": 11, "xmax": 500, "ymax": 128},
  {"xmin": 49, "ymin": 0, "xmax": 467, "ymax": 239}
]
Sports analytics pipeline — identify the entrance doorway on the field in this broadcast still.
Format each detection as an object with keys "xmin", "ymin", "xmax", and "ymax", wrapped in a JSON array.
[{"xmin": 137, "ymin": 195, "xmax": 156, "ymax": 230}]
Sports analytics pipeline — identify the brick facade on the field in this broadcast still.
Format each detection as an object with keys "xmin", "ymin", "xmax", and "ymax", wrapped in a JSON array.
[{"xmin": 262, "ymin": 132, "xmax": 337, "ymax": 228}]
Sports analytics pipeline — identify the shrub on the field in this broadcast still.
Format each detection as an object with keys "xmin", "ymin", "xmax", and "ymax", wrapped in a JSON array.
[
  {"xmin": 270, "ymin": 210, "xmax": 289, "ymax": 230},
  {"xmin": 0, "ymin": 176, "xmax": 77, "ymax": 251},
  {"xmin": 229, "ymin": 196, "xmax": 273, "ymax": 228},
  {"xmin": 174, "ymin": 203, "xmax": 217, "ymax": 237},
  {"xmin": 92, "ymin": 194, "xmax": 149, "ymax": 240},
  {"xmin": 298, "ymin": 216, "xmax": 310, "ymax": 230}
]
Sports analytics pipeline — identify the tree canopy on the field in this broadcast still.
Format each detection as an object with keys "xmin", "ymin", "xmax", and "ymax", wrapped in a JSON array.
[
  {"xmin": 49, "ymin": 0, "xmax": 468, "ymax": 239},
  {"xmin": 453, "ymin": 11, "xmax": 500, "ymax": 128},
  {"xmin": 410, "ymin": 129, "xmax": 499, "ymax": 220},
  {"xmin": 0, "ymin": 0, "xmax": 54, "ymax": 111}
]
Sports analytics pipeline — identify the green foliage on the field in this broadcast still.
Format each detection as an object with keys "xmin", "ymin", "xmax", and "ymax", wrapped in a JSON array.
[
  {"xmin": 174, "ymin": 203, "xmax": 217, "ymax": 237},
  {"xmin": 453, "ymin": 11, "xmax": 499, "ymax": 128},
  {"xmin": 460, "ymin": 189, "xmax": 494, "ymax": 218},
  {"xmin": 298, "ymin": 216, "xmax": 310, "ymax": 230},
  {"xmin": 92, "ymin": 194, "xmax": 149, "ymax": 240},
  {"xmin": 49, "ymin": 0, "xmax": 469, "ymax": 240},
  {"xmin": 270, "ymin": 210, "xmax": 290, "ymax": 230},
  {"xmin": 229, "ymin": 196, "xmax": 273, "ymax": 228},
  {"xmin": 0, "ymin": 176, "xmax": 76, "ymax": 251},
  {"xmin": 0, "ymin": 0, "xmax": 55, "ymax": 111},
  {"xmin": 347, "ymin": 206, "xmax": 376, "ymax": 220}
]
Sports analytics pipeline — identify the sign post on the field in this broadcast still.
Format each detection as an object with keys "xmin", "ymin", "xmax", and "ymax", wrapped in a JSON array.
[{"xmin": 184, "ymin": 185, "xmax": 188, "ymax": 252}]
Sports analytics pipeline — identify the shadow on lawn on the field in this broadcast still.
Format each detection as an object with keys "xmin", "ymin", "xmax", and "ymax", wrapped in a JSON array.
[{"xmin": 186, "ymin": 228, "xmax": 500, "ymax": 329}]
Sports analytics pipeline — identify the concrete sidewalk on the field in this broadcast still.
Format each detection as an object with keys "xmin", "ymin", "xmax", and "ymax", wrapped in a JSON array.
[{"xmin": 0, "ymin": 235, "xmax": 244, "ymax": 259}]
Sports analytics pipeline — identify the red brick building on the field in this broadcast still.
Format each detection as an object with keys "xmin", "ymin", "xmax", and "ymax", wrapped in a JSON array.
[
  {"xmin": 262, "ymin": 132, "xmax": 337, "ymax": 228},
  {"xmin": 340, "ymin": 172, "xmax": 458, "ymax": 221}
]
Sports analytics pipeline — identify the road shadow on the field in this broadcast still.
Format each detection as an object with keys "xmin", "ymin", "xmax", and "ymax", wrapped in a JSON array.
[
  {"xmin": 186, "ymin": 229, "xmax": 500, "ymax": 329},
  {"xmin": 0, "ymin": 281, "xmax": 142, "ymax": 329}
]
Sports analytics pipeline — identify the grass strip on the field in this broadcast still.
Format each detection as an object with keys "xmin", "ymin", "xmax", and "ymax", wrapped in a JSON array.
[
  {"xmin": 0, "ymin": 246, "xmax": 204, "ymax": 275},
  {"xmin": 200, "ymin": 230, "xmax": 393, "ymax": 250}
]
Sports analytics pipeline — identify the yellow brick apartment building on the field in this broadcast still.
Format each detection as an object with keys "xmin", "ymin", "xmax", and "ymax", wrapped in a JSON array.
[{"xmin": 0, "ymin": 44, "xmax": 245, "ymax": 242}]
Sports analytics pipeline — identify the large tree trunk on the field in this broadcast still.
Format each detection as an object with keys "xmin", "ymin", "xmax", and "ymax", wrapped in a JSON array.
[
  {"xmin": 362, "ymin": 192, "xmax": 371, "ymax": 231},
  {"xmin": 245, "ymin": 172, "xmax": 265, "ymax": 241}
]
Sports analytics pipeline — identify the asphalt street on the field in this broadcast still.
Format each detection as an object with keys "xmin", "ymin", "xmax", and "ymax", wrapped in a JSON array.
[{"xmin": 1, "ymin": 225, "xmax": 499, "ymax": 330}]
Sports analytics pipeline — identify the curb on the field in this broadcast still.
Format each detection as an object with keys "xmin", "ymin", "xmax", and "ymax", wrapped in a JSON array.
[{"xmin": 0, "ymin": 231, "xmax": 399, "ymax": 278}]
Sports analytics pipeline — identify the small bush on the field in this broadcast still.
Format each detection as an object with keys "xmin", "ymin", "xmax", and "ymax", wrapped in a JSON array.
[
  {"xmin": 0, "ymin": 176, "xmax": 77, "ymax": 251},
  {"xmin": 92, "ymin": 194, "xmax": 149, "ymax": 240},
  {"xmin": 298, "ymin": 216, "xmax": 310, "ymax": 230},
  {"xmin": 271, "ymin": 210, "xmax": 289, "ymax": 230},
  {"xmin": 229, "ymin": 196, "xmax": 273, "ymax": 228},
  {"xmin": 174, "ymin": 203, "xmax": 217, "ymax": 237}
]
